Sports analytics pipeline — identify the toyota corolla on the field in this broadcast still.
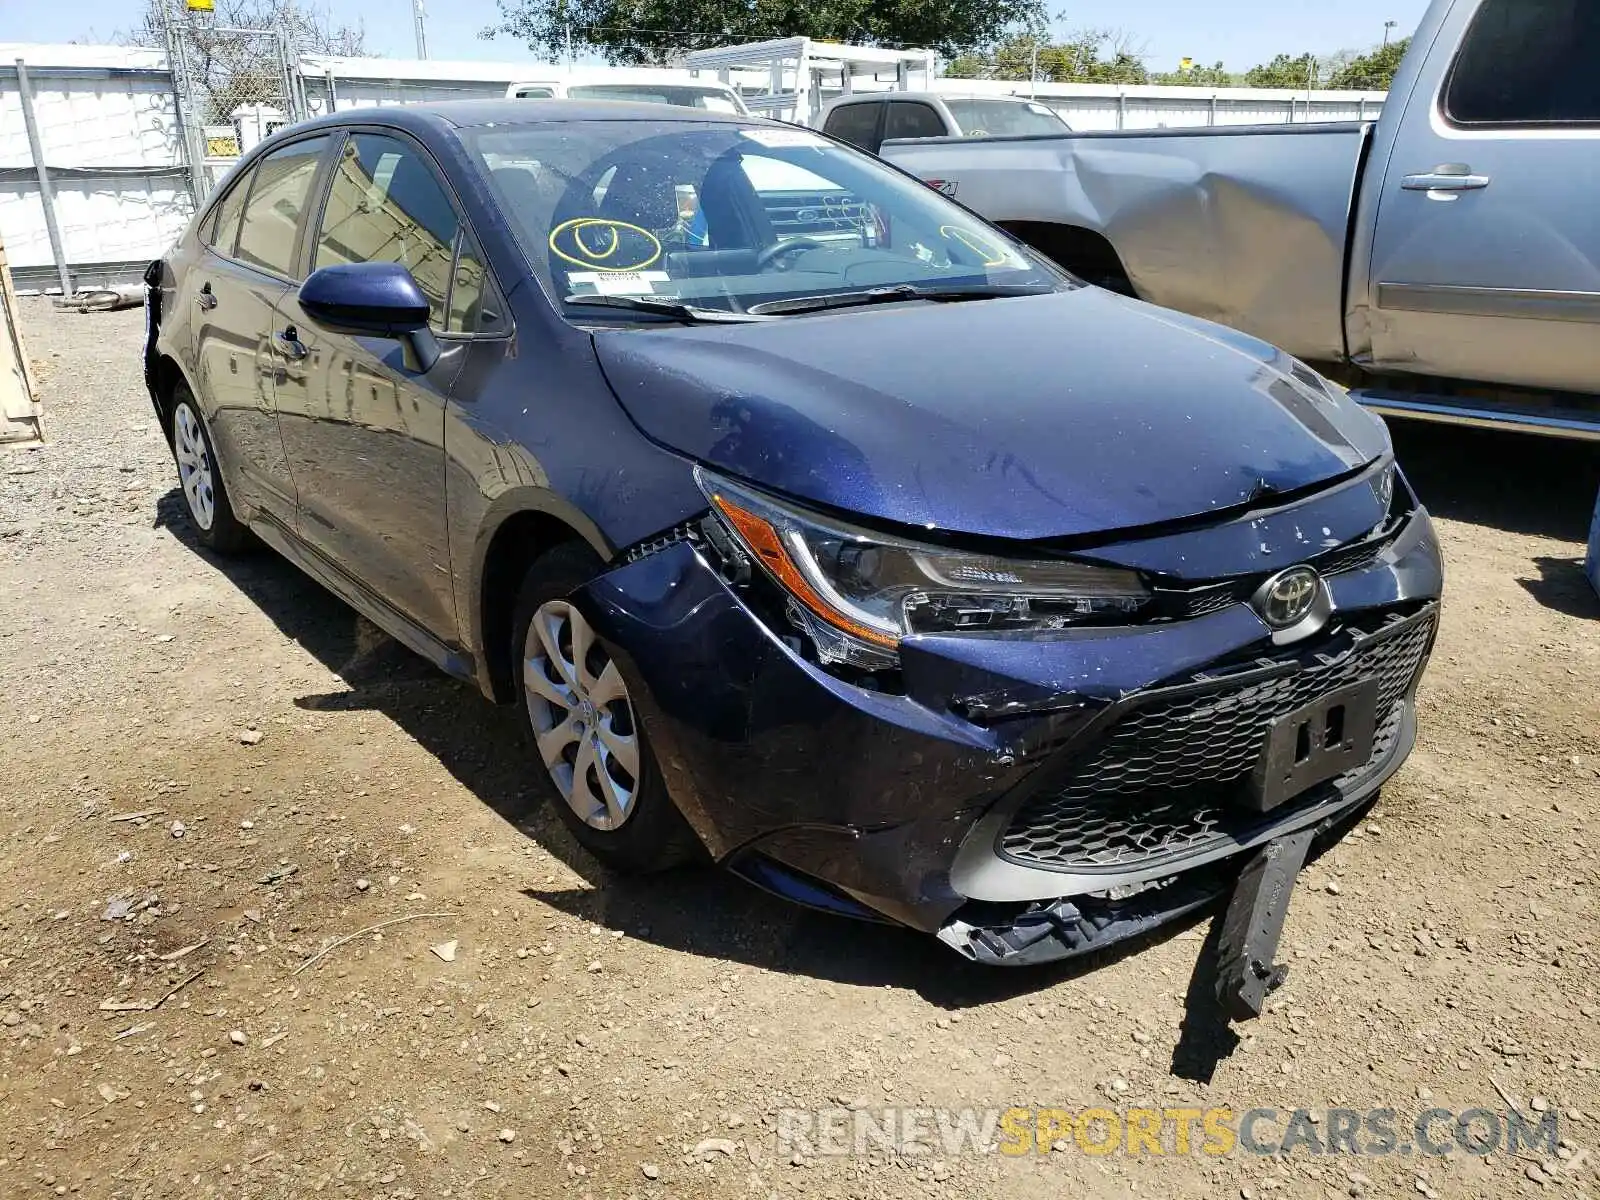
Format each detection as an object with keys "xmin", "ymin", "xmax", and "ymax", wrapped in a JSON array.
[{"xmin": 143, "ymin": 102, "xmax": 1441, "ymax": 982}]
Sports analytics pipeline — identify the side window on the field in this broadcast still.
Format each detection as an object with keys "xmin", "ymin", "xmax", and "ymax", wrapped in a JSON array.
[
  {"xmin": 885, "ymin": 101, "xmax": 947, "ymax": 141},
  {"xmin": 823, "ymin": 102, "xmax": 883, "ymax": 152},
  {"xmin": 1445, "ymin": 0, "xmax": 1600, "ymax": 126},
  {"xmin": 314, "ymin": 133, "xmax": 460, "ymax": 329},
  {"xmin": 235, "ymin": 136, "xmax": 330, "ymax": 278},
  {"xmin": 204, "ymin": 167, "xmax": 254, "ymax": 256},
  {"xmin": 445, "ymin": 232, "xmax": 504, "ymax": 335}
]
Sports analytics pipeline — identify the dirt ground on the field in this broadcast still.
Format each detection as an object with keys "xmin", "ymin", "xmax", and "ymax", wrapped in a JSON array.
[{"xmin": 1, "ymin": 296, "xmax": 1597, "ymax": 1200}]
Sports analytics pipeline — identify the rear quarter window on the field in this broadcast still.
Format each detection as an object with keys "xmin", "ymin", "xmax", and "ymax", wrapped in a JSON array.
[
  {"xmin": 1444, "ymin": 0, "xmax": 1600, "ymax": 126},
  {"xmin": 204, "ymin": 167, "xmax": 254, "ymax": 257}
]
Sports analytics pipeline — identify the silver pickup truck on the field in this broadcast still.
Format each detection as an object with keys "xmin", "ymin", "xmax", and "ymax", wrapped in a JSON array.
[{"xmin": 881, "ymin": 0, "xmax": 1600, "ymax": 440}]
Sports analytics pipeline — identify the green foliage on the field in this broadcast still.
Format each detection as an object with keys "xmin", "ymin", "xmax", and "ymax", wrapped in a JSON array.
[
  {"xmin": 1243, "ymin": 51, "xmax": 1320, "ymax": 89},
  {"xmin": 1150, "ymin": 60, "xmax": 1234, "ymax": 87},
  {"xmin": 487, "ymin": 0, "xmax": 1045, "ymax": 65},
  {"xmin": 943, "ymin": 30, "xmax": 1150, "ymax": 84},
  {"xmin": 1326, "ymin": 38, "xmax": 1410, "ymax": 89},
  {"xmin": 944, "ymin": 53, "xmax": 990, "ymax": 79}
]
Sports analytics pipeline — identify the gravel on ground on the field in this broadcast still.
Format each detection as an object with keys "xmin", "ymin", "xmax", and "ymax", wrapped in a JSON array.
[{"xmin": 1, "ymin": 296, "xmax": 1597, "ymax": 1199}]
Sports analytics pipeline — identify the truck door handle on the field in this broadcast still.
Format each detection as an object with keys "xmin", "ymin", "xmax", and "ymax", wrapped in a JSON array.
[
  {"xmin": 1402, "ymin": 167, "xmax": 1490, "ymax": 192},
  {"xmin": 273, "ymin": 327, "xmax": 307, "ymax": 361},
  {"xmin": 196, "ymin": 282, "xmax": 217, "ymax": 310}
]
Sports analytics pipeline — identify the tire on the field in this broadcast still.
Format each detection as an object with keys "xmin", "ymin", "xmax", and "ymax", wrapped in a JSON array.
[
  {"xmin": 169, "ymin": 384, "xmax": 252, "ymax": 554},
  {"xmin": 511, "ymin": 542, "xmax": 700, "ymax": 873}
]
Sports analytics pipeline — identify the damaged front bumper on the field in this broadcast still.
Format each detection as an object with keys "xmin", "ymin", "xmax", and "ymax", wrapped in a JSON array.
[{"xmin": 574, "ymin": 493, "xmax": 1443, "ymax": 967}]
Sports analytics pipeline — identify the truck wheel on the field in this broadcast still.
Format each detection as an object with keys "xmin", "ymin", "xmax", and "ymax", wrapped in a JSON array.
[
  {"xmin": 170, "ymin": 384, "xmax": 252, "ymax": 554},
  {"xmin": 512, "ymin": 543, "xmax": 701, "ymax": 873}
]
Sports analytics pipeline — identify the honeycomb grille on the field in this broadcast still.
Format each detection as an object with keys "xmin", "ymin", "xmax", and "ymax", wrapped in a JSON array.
[
  {"xmin": 1000, "ymin": 610, "xmax": 1435, "ymax": 872},
  {"xmin": 1172, "ymin": 586, "xmax": 1244, "ymax": 619},
  {"xmin": 1312, "ymin": 533, "xmax": 1391, "ymax": 578}
]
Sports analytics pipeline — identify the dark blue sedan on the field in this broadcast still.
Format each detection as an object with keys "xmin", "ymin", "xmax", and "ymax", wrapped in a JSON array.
[{"xmin": 144, "ymin": 101, "xmax": 1442, "ymax": 972}]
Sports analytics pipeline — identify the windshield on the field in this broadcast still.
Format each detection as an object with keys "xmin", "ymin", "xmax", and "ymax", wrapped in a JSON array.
[
  {"xmin": 566, "ymin": 84, "xmax": 746, "ymax": 114},
  {"xmin": 468, "ymin": 120, "xmax": 1068, "ymax": 319},
  {"xmin": 944, "ymin": 99, "xmax": 1070, "ymax": 137}
]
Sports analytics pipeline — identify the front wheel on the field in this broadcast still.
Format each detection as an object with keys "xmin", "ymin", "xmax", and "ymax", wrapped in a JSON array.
[
  {"xmin": 512, "ymin": 544, "xmax": 700, "ymax": 872},
  {"xmin": 170, "ymin": 386, "xmax": 251, "ymax": 553}
]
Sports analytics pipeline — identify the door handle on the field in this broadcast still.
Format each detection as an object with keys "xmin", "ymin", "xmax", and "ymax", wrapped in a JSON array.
[
  {"xmin": 196, "ymin": 282, "xmax": 217, "ymax": 311},
  {"xmin": 1402, "ymin": 166, "xmax": 1490, "ymax": 192},
  {"xmin": 273, "ymin": 327, "xmax": 307, "ymax": 361}
]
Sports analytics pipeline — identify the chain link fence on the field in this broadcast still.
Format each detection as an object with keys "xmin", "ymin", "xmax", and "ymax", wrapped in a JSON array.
[{"xmin": 161, "ymin": 15, "xmax": 299, "ymax": 200}]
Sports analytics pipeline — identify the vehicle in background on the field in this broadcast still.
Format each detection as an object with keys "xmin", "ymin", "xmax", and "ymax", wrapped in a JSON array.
[
  {"xmin": 820, "ymin": 92, "xmax": 1070, "ymax": 154},
  {"xmin": 506, "ymin": 75, "xmax": 749, "ymax": 115},
  {"xmin": 880, "ymin": 0, "xmax": 1600, "ymax": 441}
]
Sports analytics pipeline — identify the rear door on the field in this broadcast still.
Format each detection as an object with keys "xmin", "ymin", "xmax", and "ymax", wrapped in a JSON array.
[
  {"xmin": 1366, "ymin": 0, "xmax": 1600, "ymax": 394},
  {"xmin": 190, "ymin": 134, "xmax": 332, "ymax": 527},
  {"xmin": 272, "ymin": 129, "xmax": 496, "ymax": 643},
  {"xmin": 822, "ymin": 99, "xmax": 887, "ymax": 154}
]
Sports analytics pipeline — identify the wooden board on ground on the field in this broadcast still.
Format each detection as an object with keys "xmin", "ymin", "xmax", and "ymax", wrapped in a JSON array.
[{"xmin": 0, "ymin": 233, "xmax": 42, "ymax": 448}]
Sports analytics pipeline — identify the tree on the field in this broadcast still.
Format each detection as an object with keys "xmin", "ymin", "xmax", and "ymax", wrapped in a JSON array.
[
  {"xmin": 124, "ymin": 0, "xmax": 365, "ymax": 120},
  {"xmin": 944, "ymin": 53, "xmax": 991, "ymax": 80},
  {"xmin": 1243, "ymin": 51, "xmax": 1319, "ymax": 90},
  {"xmin": 1326, "ymin": 37, "xmax": 1410, "ymax": 89},
  {"xmin": 1150, "ymin": 60, "xmax": 1233, "ymax": 87},
  {"xmin": 947, "ymin": 29, "xmax": 1149, "ymax": 85},
  {"xmin": 487, "ymin": 0, "xmax": 1045, "ymax": 66}
]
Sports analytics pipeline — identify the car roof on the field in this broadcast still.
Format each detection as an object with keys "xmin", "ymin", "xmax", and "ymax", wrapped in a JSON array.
[
  {"xmin": 287, "ymin": 98, "xmax": 759, "ymax": 137},
  {"xmin": 824, "ymin": 91, "xmax": 1043, "ymax": 107}
]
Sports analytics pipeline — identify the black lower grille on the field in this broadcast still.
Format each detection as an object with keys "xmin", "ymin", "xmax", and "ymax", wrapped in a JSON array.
[
  {"xmin": 1312, "ymin": 532, "xmax": 1391, "ymax": 578},
  {"xmin": 999, "ymin": 608, "xmax": 1436, "ymax": 873}
]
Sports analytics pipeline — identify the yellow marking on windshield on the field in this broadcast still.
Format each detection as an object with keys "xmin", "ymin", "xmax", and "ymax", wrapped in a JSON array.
[
  {"xmin": 549, "ymin": 218, "xmax": 663, "ymax": 272},
  {"xmin": 940, "ymin": 226, "xmax": 1009, "ymax": 268},
  {"xmin": 578, "ymin": 222, "xmax": 619, "ymax": 260}
]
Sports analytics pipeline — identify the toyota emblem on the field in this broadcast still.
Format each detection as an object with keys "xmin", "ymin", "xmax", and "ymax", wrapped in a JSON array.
[{"xmin": 1253, "ymin": 566, "xmax": 1322, "ymax": 629}]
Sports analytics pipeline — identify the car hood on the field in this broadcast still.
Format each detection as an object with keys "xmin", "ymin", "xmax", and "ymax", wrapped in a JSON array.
[{"xmin": 592, "ymin": 288, "xmax": 1389, "ymax": 542}]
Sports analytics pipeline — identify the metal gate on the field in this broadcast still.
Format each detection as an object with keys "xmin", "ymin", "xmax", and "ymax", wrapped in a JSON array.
[{"xmin": 161, "ymin": 7, "xmax": 298, "ymax": 200}]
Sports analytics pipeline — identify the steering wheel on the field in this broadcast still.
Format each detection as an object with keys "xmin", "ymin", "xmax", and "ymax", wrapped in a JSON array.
[{"xmin": 756, "ymin": 237, "xmax": 826, "ymax": 272}]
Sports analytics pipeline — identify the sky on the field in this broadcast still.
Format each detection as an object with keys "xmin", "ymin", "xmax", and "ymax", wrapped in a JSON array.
[{"xmin": 14, "ymin": 0, "xmax": 1435, "ymax": 73}]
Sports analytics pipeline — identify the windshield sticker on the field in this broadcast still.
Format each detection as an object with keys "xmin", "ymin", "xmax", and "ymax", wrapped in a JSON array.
[
  {"xmin": 566, "ymin": 270, "xmax": 671, "ymax": 296},
  {"xmin": 549, "ymin": 218, "xmax": 663, "ymax": 272},
  {"xmin": 741, "ymin": 128, "xmax": 829, "ymax": 149},
  {"xmin": 940, "ymin": 225, "xmax": 1011, "ymax": 268}
]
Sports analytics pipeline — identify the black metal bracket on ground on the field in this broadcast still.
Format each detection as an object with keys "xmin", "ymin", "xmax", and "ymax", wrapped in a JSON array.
[{"xmin": 1214, "ymin": 828, "xmax": 1314, "ymax": 1022}]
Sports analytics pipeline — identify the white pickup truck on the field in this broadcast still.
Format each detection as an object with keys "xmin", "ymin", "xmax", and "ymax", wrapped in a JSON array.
[
  {"xmin": 818, "ymin": 92, "xmax": 1071, "ymax": 151},
  {"xmin": 881, "ymin": 0, "xmax": 1600, "ymax": 440}
]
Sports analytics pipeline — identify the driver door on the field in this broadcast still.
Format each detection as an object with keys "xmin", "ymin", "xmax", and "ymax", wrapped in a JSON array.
[{"xmin": 272, "ymin": 130, "xmax": 483, "ymax": 642}]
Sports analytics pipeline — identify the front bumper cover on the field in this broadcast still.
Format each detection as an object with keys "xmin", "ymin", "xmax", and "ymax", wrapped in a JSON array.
[{"xmin": 574, "ymin": 501, "xmax": 1443, "ymax": 963}]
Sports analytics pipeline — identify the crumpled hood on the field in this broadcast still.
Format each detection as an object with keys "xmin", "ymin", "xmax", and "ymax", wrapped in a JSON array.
[{"xmin": 593, "ymin": 288, "xmax": 1389, "ymax": 541}]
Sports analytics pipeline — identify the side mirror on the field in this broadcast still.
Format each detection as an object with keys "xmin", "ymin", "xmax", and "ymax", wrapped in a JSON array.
[{"xmin": 299, "ymin": 262, "xmax": 439, "ymax": 372}]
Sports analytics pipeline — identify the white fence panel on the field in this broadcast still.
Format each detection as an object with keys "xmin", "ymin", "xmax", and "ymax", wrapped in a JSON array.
[{"xmin": 0, "ymin": 46, "xmax": 194, "ymax": 292}]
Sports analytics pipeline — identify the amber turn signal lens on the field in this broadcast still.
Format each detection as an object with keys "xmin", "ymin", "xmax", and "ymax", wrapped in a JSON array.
[{"xmin": 710, "ymin": 492, "xmax": 900, "ymax": 649}]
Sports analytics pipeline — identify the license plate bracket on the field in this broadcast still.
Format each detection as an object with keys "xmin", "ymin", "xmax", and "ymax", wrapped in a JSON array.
[{"xmin": 1246, "ymin": 678, "xmax": 1379, "ymax": 812}]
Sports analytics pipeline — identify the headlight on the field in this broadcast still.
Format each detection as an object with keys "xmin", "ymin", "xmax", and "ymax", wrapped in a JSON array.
[{"xmin": 697, "ymin": 469, "xmax": 1150, "ymax": 669}]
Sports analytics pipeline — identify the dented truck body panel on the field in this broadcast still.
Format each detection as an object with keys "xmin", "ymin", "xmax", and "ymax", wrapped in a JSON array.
[{"xmin": 880, "ymin": 123, "xmax": 1370, "ymax": 366}]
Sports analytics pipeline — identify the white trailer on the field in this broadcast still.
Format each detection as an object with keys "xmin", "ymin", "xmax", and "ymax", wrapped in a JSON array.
[{"xmin": 684, "ymin": 38, "xmax": 936, "ymax": 126}]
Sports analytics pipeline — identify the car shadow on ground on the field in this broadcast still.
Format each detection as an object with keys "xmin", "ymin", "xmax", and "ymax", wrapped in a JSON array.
[{"xmin": 1388, "ymin": 420, "xmax": 1599, "ymax": 544}]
